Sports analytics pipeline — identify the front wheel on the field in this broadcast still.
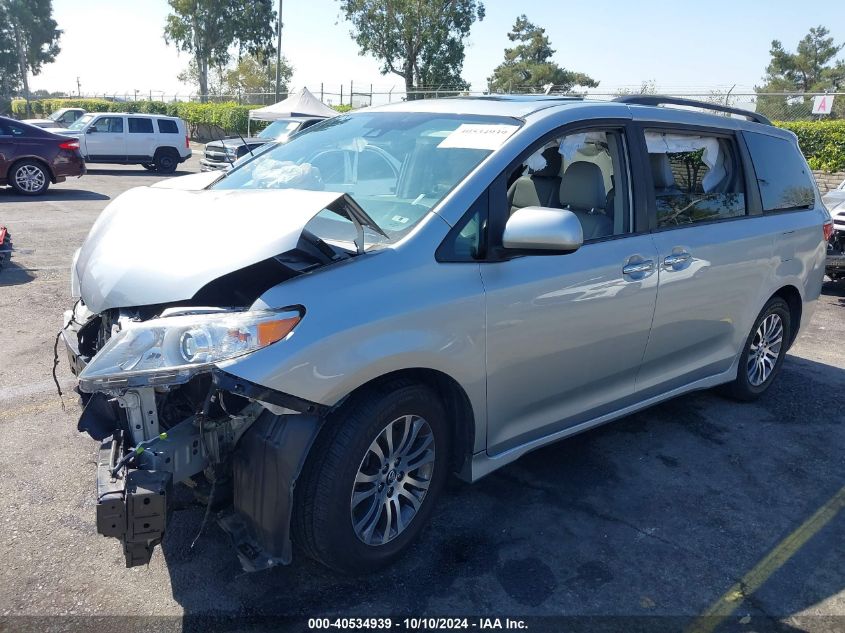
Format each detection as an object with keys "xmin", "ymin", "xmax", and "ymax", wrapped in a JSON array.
[
  {"xmin": 293, "ymin": 382, "xmax": 449, "ymax": 574},
  {"xmin": 723, "ymin": 296, "xmax": 791, "ymax": 401}
]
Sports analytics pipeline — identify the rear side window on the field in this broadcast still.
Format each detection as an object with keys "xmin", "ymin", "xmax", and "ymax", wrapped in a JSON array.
[
  {"xmin": 128, "ymin": 118, "xmax": 154, "ymax": 133},
  {"xmin": 0, "ymin": 122, "xmax": 18, "ymax": 136},
  {"xmin": 744, "ymin": 132, "xmax": 815, "ymax": 212},
  {"xmin": 157, "ymin": 119, "xmax": 179, "ymax": 134},
  {"xmin": 645, "ymin": 130, "xmax": 746, "ymax": 227}
]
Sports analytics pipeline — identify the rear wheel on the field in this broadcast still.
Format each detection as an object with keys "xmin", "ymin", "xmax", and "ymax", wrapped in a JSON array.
[
  {"xmin": 9, "ymin": 160, "xmax": 50, "ymax": 195},
  {"xmin": 154, "ymin": 149, "xmax": 178, "ymax": 174},
  {"xmin": 293, "ymin": 382, "xmax": 449, "ymax": 574},
  {"xmin": 723, "ymin": 296, "xmax": 791, "ymax": 401}
]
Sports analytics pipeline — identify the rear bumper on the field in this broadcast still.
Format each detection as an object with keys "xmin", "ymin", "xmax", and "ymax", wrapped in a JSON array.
[{"xmin": 53, "ymin": 153, "xmax": 86, "ymax": 181}]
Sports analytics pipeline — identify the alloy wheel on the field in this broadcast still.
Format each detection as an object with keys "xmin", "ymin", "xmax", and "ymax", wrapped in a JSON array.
[
  {"xmin": 350, "ymin": 414, "xmax": 435, "ymax": 546},
  {"xmin": 747, "ymin": 313, "xmax": 784, "ymax": 386},
  {"xmin": 14, "ymin": 164, "xmax": 46, "ymax": 193}
]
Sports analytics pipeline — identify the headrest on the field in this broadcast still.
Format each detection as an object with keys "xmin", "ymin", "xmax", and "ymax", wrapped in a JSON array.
[
  {"xmin": 650, "ymin": 154, "xmax": 675, "ymax": 189},
  {"xmin": 530, "ymin": 147, "xmax": 562, "ymax": 178},
  {"xmin": 510, "ymin": 176, "xmax": 541, "ymax": 210},
  {"xmin": 559, "ymin": 161, "xmax": 606, "ymax": 211}
]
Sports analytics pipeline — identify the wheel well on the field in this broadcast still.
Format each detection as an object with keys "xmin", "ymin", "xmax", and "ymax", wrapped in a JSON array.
[
  {"xmin": 772, "ymin": 285, "xmax": 802, "ymax": 347},
  {"xmin": 154, "ymin": 146, "xmax": 179, "ymax": 158},
  {"xmin": 10, "ymin": 156, "xmax": 55, "ymax": 183},
  {"xmin": 335, "ymin": 368, "xmax": 476, "ymax": 476}
]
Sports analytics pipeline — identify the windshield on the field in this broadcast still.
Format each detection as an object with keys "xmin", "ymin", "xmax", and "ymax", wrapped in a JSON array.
[
  {"xmin": 48, "ymin": 110, "xmax": 63, "ymax": 121},
  {"xmin": 213, "ymin": 112, "xmax": 520, "ymax": 243},
  {"xmin": 258, "ymin": 119, "xmax": 301, "ymax": 139},
  {"xmin": 67, "ymin": 114, "xmax": 94, "ymax": 131}
]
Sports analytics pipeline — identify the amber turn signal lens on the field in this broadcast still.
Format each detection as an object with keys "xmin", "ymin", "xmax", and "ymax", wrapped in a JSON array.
[{"xmin": 257, "ymin": 316, "xmax": 300, "ymax": 346}]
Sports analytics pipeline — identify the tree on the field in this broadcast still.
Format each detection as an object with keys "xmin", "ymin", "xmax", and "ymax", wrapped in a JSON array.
[
  {"xmin": 613, "ymin": 80, "xmax": 657, "ymax": 97},
  {"xmin": 488, "ymin": 16, "xmax": 597, "ymax": 93},
  {"xmin": 338, "ymin": 0, "xmax": 484, "ymax": 99},
  {"xmin": 164, "ymin": 0, "xmax": 277, "ymax": 102},
  {"xmin": 757, "ymin": 26, "xmax": 845, "ymax": 119},
  {"xmin": 223, "ymin": 54, "xmax": 293, "ymax": 103},
  {"xmin": 0, "ymin": 0, "xmax": 61, "ymax": 107}
]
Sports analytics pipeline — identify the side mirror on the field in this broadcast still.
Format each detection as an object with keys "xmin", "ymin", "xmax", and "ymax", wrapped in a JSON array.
[
  {"xmin": 86, "ymin": 128, "xmax": 97, "ymax": 134},
  {"xmin": 503, "ymin": 207, "xmax": 584, "ymax": 253}
]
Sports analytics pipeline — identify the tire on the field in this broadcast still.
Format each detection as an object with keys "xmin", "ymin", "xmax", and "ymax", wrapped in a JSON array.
[
  {"xmin": 141, "ymin": 163, "xmax": 157, "ymax": 171},
  {"xmin": 9, "ymin": 160, "xmax": 50, "ymax": 196},
  {"xmin": 723, "ymin": 296, "xmax": 791, "ymax": 402},
  {"xmin": 293, "ymin": 381, "xmax": 450, "ymax": 574},
  {"xmin": 154, "ymin": 149, "xmax": 178, "ymax": 174}
]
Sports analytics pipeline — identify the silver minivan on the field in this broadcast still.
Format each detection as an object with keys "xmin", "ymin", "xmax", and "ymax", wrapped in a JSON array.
[{"xmin": 62, "ymin": 95, "xmax": 831, "ymax": 573}]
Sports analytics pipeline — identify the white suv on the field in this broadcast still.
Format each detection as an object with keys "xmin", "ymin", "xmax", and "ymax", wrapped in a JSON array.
[{"xmin": 54, "ymin": 113, "xmax": 191, "ymax": 173}]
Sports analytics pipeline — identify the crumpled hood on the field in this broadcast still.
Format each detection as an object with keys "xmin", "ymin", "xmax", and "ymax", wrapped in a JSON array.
[{"xmin": 76, "ymin": 179, "xmax": 345, "ymax": 313}]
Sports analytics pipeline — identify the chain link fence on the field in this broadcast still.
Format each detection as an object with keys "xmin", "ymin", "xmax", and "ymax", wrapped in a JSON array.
[{"xmin": 39, "ymin": 87, "xmax": 845, "ymax": 121}]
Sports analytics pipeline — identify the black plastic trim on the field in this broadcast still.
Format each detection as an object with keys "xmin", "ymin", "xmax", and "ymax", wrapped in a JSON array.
[{"xmin": 211, "ymin": 369, "xmax": 329, "ymax": 417}]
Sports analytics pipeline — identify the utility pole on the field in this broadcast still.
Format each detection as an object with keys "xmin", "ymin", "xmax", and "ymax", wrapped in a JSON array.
[
  {"xmin": 274, "ymin": 0, "xmax": 283, "ymax": 102},
  {"xmin": 76, "ymin": 77, "xmax": 81, "ymax": 97}
]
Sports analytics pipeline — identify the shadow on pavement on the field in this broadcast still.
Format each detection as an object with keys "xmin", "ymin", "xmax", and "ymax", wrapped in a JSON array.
[
  {"xmin": 160, "ymin": 357, "xmax": 845, "ymax": 631},
  {"xmin": 85, "ymin": 168, "xmax": 193, "ymax": 178},
  {"xmin": 0, "ymin": 260, "xmax": 35, "ymax": 286},
  {"xmin": 822, "ymin": 279, "xmax": 845, "ymax": 303},
  {"xmin": 0, "ymin": 187, "xmax": 110, "ymax": 202}
]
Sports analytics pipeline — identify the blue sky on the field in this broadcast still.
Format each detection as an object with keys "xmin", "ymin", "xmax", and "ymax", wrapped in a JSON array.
[{"xmin": 32, "ymin": 0, "xmax": 845, "ymax": 101}]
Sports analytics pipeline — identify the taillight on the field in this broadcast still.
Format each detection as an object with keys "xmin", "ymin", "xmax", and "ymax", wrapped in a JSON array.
[
  {"xmin": 823, "ymin": 220, "xmax": 834, "ymax": 241},
  {"xmin": 59, "ymin": 139, "xmax": 79, "ymax": 150},
  {"xmin": 185, "ymin": 134, "xmax": 190, "ymax": 149}
]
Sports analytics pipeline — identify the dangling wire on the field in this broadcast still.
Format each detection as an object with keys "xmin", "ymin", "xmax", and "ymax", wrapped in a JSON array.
[{"xmin": 51, "ymin": 331, "xmax": 66, "ymax": 412}]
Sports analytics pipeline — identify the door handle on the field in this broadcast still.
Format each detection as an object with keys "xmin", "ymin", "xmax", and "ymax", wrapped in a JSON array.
[
  {"xmin": 663, "ymin": 251, "xmax": 691, "ymax": 269},
  {"xmin": 622, "ymin": 260, "xmax": 655, "ymax": 275}
]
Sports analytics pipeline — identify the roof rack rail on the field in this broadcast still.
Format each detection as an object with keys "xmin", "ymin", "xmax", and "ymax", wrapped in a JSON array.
[{"xmin": 612, "ymin": 95, "xmax": 772, "ymax": 126}]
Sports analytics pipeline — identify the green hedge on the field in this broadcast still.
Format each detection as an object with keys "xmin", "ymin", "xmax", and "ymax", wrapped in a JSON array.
[
  {"xmin": 775, "ymin": 120, "xmax": 845, "ymax": 173},
  {"xmin": 11, "ymin": 98, "xmax": 261, "ymax": 135},
  {"xmin": 11, "ymin": 98, "xmax": 352, "ymax": 136}
]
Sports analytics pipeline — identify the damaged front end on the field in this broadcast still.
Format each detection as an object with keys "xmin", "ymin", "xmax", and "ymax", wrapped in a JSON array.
[
  {"xmin": 63, "ymin": 300, "xmax": 329, "ymax": 569},
  {"xmin": 59, "ymin": 180, "xmax": 393, "ymax": 569}
]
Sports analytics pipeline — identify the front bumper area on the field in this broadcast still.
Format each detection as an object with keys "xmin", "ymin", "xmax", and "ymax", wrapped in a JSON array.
[
  {"xmin": 96, "ymin": 434, "xmax": 171, "ymax": 566},
  {"xmin": 62, "ymin": 309, "xmax": 329, "ymax": 569},
  {"xmin": 199, "ymin": 158, "xmax": 231, "ymax": 172},
  {"xmin": 828, "ymin": 230, "xmax": 845, "ymax": 280}
]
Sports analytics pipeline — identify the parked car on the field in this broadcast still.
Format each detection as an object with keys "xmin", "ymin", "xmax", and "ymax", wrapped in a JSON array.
[
  {"xmin": 823, "ymin": 179, "xmax": 845, "ymax": 281},
  {"xmin": 0, "ymin": 115, "xmax": 85, "ymax": 195},
  {"xmin": 200, "ymin": 116, "xmax": 325, "ymax": 172},
  {"xmin": 49, "ymin": 113, "xmax": 191, "ymax": 173},
  {"xmin": 22, "ymin": 107, "xmax": 87, "ymax": 129},
  {"xmin": 61, "ymin": 95, "xmax": 829, "ymax": 573}
]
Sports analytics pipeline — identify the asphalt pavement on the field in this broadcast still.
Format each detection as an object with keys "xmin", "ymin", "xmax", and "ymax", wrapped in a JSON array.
[{"xmin": 0, "ymin": 152, "xmax": 843, "ymax": 632}]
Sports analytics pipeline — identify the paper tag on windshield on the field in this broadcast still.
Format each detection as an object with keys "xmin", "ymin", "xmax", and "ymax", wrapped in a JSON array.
[{"xmin": 438, "ymin": 124, "xmax": 519, "ymax": 150}]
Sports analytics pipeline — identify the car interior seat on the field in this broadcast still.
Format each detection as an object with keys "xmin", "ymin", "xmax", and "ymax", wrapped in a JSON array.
[
  {"xmin": 559, "ymin": 161, "xmax": 613, "ymax": 240},
  {"xmin": 507, "ymin": 146, "xmax": 563, "ymax": 213}
]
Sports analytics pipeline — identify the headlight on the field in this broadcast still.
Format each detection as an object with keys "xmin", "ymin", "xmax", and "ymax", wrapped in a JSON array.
[{"xmin": 78, "ymin": 308, "xmax": 301, "ymax": 392}]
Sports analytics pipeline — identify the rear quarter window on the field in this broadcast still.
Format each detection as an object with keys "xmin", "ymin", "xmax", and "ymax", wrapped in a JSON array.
[
  {"xmin": 157, "ymin": 119, "xmax": 179, "ymax": 134},
  {"xmin": 128, "ymin": 118, "xmax": 154, "ymax": 133},
  {"xmin": 744, "ymin": 132, "xmax": 815, "ymax": 211}
]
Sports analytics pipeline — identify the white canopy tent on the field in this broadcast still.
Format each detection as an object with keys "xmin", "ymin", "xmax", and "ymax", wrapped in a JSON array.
[{"xmin": 248, "ymin": 88, "xmax": 338, "ymax": 122}]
